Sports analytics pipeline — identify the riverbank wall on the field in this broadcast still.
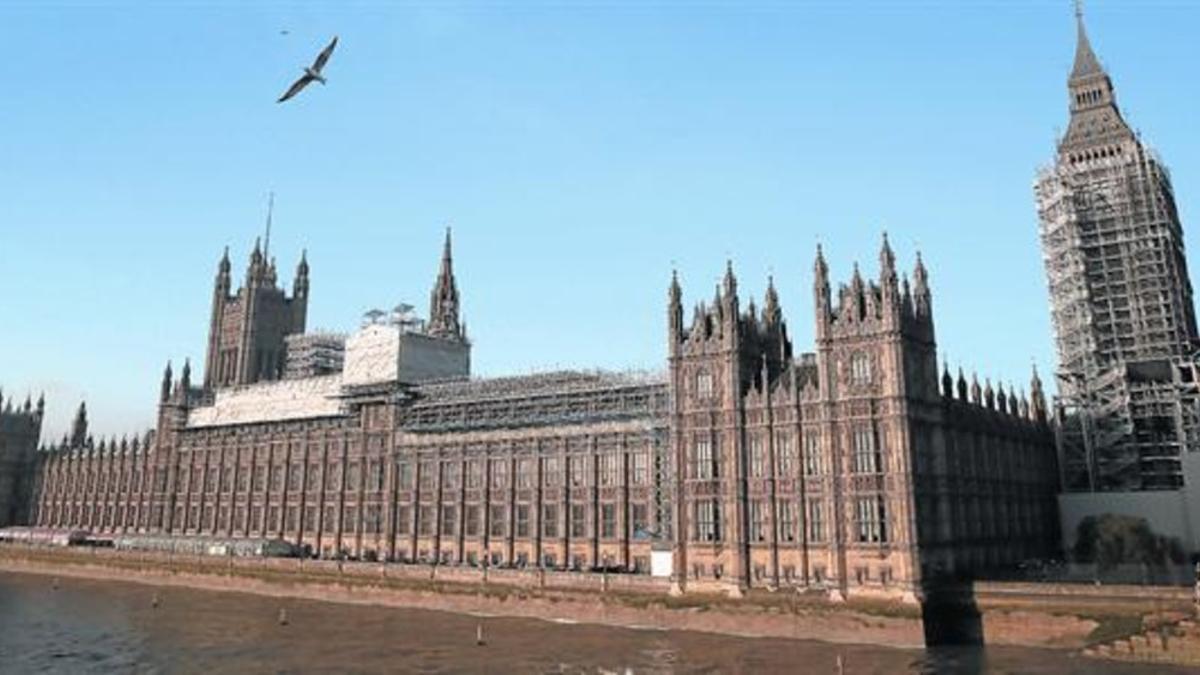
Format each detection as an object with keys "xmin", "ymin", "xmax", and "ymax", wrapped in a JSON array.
[{"xmin": 0, "ymin": 545, "xmax": 1185, "ymax": 651}]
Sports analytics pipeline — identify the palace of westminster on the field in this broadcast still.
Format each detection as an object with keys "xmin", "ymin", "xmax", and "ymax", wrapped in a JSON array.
[{"xmin": 1, "ymin": 11, "xmax": 1196, "ymax": 600}]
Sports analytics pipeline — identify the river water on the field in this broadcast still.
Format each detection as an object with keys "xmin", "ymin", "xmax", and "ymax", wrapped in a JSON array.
[{"xmin": 0, "ymin": 572, "xmax": 1184, "ymax": 674}]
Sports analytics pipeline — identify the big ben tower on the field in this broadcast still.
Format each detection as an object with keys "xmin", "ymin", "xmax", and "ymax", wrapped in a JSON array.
[{"xmin": 1036, "ymin": 5, "xmax": 1199, "ymax": 492}]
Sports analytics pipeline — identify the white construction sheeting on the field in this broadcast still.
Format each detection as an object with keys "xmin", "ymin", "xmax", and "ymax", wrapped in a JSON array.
[
  {"xmin": 343, "ymin": 324, "xmax": 469, "ymax": 387},
  {"xmin": 187, "ymin": 374, "xmax": 344, "ymax": 428},
  {"xmin": 343, "ymin": 324, "xmax": 401, "ymax": 386}
]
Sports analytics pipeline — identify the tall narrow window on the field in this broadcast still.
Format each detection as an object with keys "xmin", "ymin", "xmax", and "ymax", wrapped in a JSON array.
[
  {"xmin": 570, "ymin": 504, "xmax": 586, "ymax": 538},
  {"xmin": 443, "ymin": 462, "xmax": 460, "ymax": 490},
  {"xmin": 515, "ymin": 505, "xmax": 530, "ymax": 538},
  {"xmin": 855, "ymin": 496, "xmax": 887, "ymax": 543},
  {"xmin": 490, "ymin": 461, "xmax": 508, "ymax": 489},
  {"xmin": 632, "ymin": 451, "xmax": 649, "ymax": 486},
  {"xmin": 601, "ymin": 503, "xmax": 617, "ymax": 539},
  {"xmin": 489, "ymin": 505, "xmax": 507, "ymax": 537},
  {"xmin": 465, "ymin": 505, "xmax": 480, "ymax": 536},
  {"xmin": 600, "ymin": 453, "xmax": 619, "ymax": 486},
  {"xmin": 696, "ymin": 369, "xmax": 714, "ymax": 401},
  {"xmin": 543, "ymin": 457, "xmax": 560, "ymax": 487},
  {"xmin": 467, "ymin": 460, "xmax": 483, "ymax": 489},
  {"xmin": 398, "ymin": 504, "xmax": 412, "ymax": 535},
  {"xmin": 419, "ymin": 462, "xmax": 436, "ymax": 490},
  {"xmin": 807, "ymin": 498, "xmax": 824, "ymax": 542},
  {"xmin": 632, "ymin": 503, "xmax": 649, "ymax": 535},
  {"xmin": 776, "ymin": 433, "xmax": 795, "ymax": 477},
  {"xmin": 397, "ymin": 462, "xmax": 414, "ymax": 490},
  {"xmin": 694, "ymin": 500, "xmax": 720, "ymax": 542},
  {"xmin": 694, "ymin": 437, "xmax": 716, "ymax": 479},
  {"xmin": 516, "ymin": 459, "xmax": 534, "ymax": 489},
  {"xmin": 779, "ymin": 501, "xmax": 796, "ymax": 542},
  {"xmin": 850, "ymin": 352, "xmax": 871, "ymax": 385},
  {"xmin": 750, "ymin": 500, "xmax": 768, "ymax": 542},
  {"xmin": 803, "ymin": 432, "xmax": 822, "ymax": 476},
  {"xmin": 852, "ymin": 425, "xmax": 882, "ymax": 474},
  {"xmin": 570, "ymin": 457, "xmax": 587, "ymax": 487},
  {"xmin": 749, "ymin": 435, "xmax": 766, "ymax": 478},
  {"xmin": 419, "ymin": 506, "xmax": 435, "ymax": 536}
]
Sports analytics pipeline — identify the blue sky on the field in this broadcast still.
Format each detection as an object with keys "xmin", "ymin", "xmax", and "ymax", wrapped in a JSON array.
[{"xmin": 2, "ymin": 1, "xmax": 1198, "ymax": 441}]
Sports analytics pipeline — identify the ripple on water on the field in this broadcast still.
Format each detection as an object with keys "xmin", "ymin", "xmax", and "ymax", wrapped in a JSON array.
[{"xmin": 0, "ymin": 572, "xmax": 1191, "ymax": 674}]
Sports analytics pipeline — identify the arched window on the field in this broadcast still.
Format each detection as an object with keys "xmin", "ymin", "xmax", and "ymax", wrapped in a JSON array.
[
  {"xmin": 696, "ymin": 369, "xmax": 714, "ymax": 401},
  {"xmin": 850, "ymin": 352, "xmax": 871, "ymax": 385}
]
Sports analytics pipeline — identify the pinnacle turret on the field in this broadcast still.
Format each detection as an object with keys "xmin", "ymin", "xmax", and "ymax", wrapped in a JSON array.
[{"xmin": 428, "ymin": 228, "xmax": 463, "ymax": 340}]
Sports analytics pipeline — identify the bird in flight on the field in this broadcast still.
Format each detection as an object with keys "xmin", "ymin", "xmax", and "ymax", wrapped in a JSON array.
[{"xmin": 277, "ymin": 36, "xmax": 338, "ymax": 104}]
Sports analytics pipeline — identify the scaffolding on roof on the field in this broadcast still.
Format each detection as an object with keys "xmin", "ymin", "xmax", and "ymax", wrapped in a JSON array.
[{"xmin": 283, "ymin": 332, "xmax": 347, "ymax": 380}]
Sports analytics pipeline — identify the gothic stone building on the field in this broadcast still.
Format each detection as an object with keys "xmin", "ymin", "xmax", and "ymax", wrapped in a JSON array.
[
  {"xmin": 668, "ymin": 239, "xmax": 1059, "ymax": 596},
  {"xmin": 0, "ymin": 391, "xmax": 43, "ymax": 527},
  {"xmin": 24, "ymin": 233, "xmax": 1059, "ymax": 599}
]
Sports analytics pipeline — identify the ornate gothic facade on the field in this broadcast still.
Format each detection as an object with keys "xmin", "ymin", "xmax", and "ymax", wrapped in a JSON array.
[
  {"xmin": 17, "ymin": 232, "xmax": 1060, "ymax": 599},
  {"xmin": 668, "ymin": 239, "xmax": 1059, "ymax": 596}
]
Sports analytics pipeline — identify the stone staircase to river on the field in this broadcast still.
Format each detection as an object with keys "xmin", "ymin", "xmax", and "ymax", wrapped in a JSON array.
[{"xmin": 1084, "ymin": 616, "xmax": 1200, "ymax": 667}]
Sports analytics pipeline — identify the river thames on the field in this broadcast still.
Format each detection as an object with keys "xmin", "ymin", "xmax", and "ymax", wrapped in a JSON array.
[{"xmin": 0, "ymin": 572, "xmax": 1186, "ymax": 674}]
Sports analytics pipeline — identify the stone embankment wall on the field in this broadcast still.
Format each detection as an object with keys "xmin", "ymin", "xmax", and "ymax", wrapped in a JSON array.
[
  {"xmin": 2, "ymin": 544, "xmax": 1185, "ymax": 651},
  {"xmin": 0, "ymin": 545, "xmax": 928, "ymax": 648}
]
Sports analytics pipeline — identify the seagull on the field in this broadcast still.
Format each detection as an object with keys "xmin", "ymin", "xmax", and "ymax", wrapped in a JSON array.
[{"xmin": 277, "ymin": 36, "xmax": 338, "ymax": 103}]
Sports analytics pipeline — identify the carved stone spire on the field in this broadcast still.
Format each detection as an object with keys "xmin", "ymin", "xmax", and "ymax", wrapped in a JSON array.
[
  {"xmin": 70, "ymin": 402, "xmax": 88, "ymax": 448},
  {"xmin": 294, "ymin": 249, "xmax": 309, "ymax": 298},
  {"xmin": 428, "ymin": 228, "xmax": 462, "ymax": 340},
  {"xmin": 763, "ymin": 275, "xmax": 782, "ymax": 329},
  {"xmin": 1030, "ymin": 364, "xmax": 1048, "ymax": 423},
  {"xmin": 161, "ymin": 360, "xmax": 173, "ymax": 403},
  {"xmin": 216, "ymin": 246, "xmax": 231, "ymax": 294},
  {"xmin": 668, "ymin": 269, "xmax": 684, "ymax": 346},
  {"xmin": 913, "ymin": 252, "xmax": 931, "ymax": 316}
]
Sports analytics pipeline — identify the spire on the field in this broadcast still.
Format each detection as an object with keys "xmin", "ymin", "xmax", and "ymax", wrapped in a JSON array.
[
  {"xmin": 850, "ymin": 262, "xmax": 866, "ymax": 319},
  {"xmin": 181, "ymin": 358, "xmax": 191, "ymax": 392},
  {"xmin": 1030, "ymin": 363, "xmax": 1048, "ymax": 423},
  {"xmin": 1071, "ymin": 1, "xmax": 1103, "ymax": 80},
  {"xmin": 248, "ymin": 237, "xmax": 264, "ymax": 283},
  {"xmin": 813, "ymin": 245, "xmax": 831, "ymax": 330},
  {"xmin": 70, "ymin": 402, "xmax": 88, "ymax": 448},
  {"xmin": 722, "ymin": 259, "xmax": 737, "ymax": 299},
  {"xmin": 913, "ymin": 251, "xmax": 931, "ymax": 315},
  {"xmin": 814, "ymin": 244, "xmax": 829, "ymax": 287},
  {"xmin": 161, "ymin": 360, "xmax": 173, "ymax": 403},
  {"xmin": 668, "ymin": 269, "xmax": 684, "ymax": 345},
  {"xmin": 879, "ymin": 232, "xmax": 897, "ymax": 286},
  {"xmin": 941, "ymin": 361, "xmax": 953, "ymax": 398},
  {"xmin": 263, "ymin": 191, "xmax": 274, "ymax": 261},
  {"xmin": 294, "ymin": 249, "xmax": 309, "ymax": 297},
  {"xmin": 763, "ymin": 275, "xmax": 782, "ymax": 329},
  {"xmin": 428, "ymin": 227, "xmax": 462, "ymax": 339}
]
